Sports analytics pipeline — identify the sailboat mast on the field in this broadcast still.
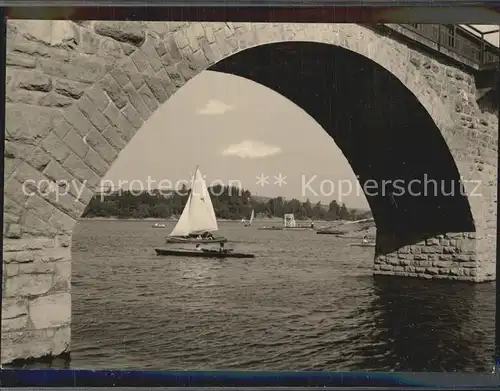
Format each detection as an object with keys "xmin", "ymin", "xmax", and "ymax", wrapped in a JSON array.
[
  {"xmin": 187, "ymin": 165, "xmax": 198, "ymax": 203},
  {"xmin": 192, "ymin": 165, "xmax": 198, "ymax": 189}
]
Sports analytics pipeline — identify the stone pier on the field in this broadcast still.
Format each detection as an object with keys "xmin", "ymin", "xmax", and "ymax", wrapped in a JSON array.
[
  {"xmin": 374, "ymin": 232, "xmax": 493, "ymax": 282},
  {"xmin": 2, "ymin": 237, "xmax": 71, "ymax": 364}
]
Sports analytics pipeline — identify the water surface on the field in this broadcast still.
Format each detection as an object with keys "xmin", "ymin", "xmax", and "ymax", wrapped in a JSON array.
[{"xmin": 71, "ymin": 219, "xmax": 495, "ymax": 372}]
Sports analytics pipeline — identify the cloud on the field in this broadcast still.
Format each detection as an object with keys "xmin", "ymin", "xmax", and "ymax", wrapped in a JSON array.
[
  {"xmin": 197, "ymin": 99, "xmax": 234, "ymax": 115},
  {"xmin": 222, "ymin": 140, "xmax": 282, "ymax": 159}
]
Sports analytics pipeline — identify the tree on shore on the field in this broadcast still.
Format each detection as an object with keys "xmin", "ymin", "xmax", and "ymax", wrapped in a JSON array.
[{"xmin": 82, "ymin": 185, "xmax": 372, "ymax": 221}]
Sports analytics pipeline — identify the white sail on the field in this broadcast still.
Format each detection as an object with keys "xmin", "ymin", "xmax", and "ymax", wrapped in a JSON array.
[
  {"xmin": 169, "ymin": 167, "xmax": 219, "ymax": 237},
  {"xmin": 249, "ymin": 209, "xmax": 254, "ymax": 224}
]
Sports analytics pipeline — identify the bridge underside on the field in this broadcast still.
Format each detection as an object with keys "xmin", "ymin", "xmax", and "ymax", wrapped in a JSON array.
[
  {"xmin": 2, "ymin": 22, "xmax": 497, "ymax": 366},
  {"xmin": 211, "ymin": 42, "xmax": 484, "ymax": 281}
]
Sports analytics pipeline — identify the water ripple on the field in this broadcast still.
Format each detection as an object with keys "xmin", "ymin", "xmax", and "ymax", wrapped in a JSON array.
[{"xmin": 71, "ymin": 220, "xmax": 495, "ymax": 372}]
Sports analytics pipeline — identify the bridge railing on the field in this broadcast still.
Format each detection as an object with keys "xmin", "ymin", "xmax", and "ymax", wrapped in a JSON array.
[{"xmin": 399, "ymin": 24, "xmax": 498, "ymax": 68}]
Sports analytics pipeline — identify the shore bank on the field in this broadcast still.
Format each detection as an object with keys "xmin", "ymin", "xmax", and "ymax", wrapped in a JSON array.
[
  {"xmin": 77, "ymin": 217, "xmax": 376, "ymax": 238},
  {"xmin": 78, "ymin": 216, "xmax": 288, "ymax": 223}
]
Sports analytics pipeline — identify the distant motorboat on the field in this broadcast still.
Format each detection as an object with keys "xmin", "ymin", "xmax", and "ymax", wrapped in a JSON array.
[
  {"xmin": 165, "ymin": 165, "xmax": 227, "ymax": 244},
  {"xmin": 152, "ymin": 223, "xmax": 166, "ymax": 228},
  {"xmin": 349, "ymin": 239, "xmax": 375, "ymax": 248}
]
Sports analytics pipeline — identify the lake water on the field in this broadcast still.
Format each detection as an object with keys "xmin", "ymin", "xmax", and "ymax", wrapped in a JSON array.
[{"xmin": 71, "ymin": 219, "xmax": 495, "ymax": 372}]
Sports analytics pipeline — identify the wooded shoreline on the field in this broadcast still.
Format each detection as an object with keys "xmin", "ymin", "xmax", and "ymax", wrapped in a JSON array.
[{"xmin": 83, "ymin": 185, "xmax": 372, "ymax": 222}]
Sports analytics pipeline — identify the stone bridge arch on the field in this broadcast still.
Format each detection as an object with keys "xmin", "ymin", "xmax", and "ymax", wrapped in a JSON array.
[{"xmin": 2, "ymin": 20, "xmax": 497, "ymax": 364}]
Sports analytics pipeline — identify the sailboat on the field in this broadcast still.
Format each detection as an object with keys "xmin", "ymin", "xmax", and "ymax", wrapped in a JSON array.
[
  {"xmin": 244, "ymin": 209, "xmax": 254, "ymax": 227},
  {"xmin": 165, "ymin": 166, "xmax": 227, "ymax": 244}
]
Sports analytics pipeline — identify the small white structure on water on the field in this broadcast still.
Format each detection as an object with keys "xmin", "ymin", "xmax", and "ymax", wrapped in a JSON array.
[{"xmin": 284, "ymin": 213, "xmax": 297, "ymax": 228}]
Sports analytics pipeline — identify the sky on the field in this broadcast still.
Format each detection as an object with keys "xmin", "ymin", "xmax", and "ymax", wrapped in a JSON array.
[
  {"xmin": 460, "ymin": 25, "xmax": 499, "ymax": 47},
  {"xmin": 102, "ymin": 70, "xmax": 369, "ymax": 210}
]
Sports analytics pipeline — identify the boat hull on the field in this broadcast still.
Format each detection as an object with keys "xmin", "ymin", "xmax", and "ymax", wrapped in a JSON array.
[
  {"xmin": 258, "ymin": 227, "xmax": 313, "ymax": 231},
  {"xmin": 155, "ymin": 248, "xmax": 255, "ymax": 258},
  {"xmin": 165, "ymin": 236, "xmax": 227, "ymax": 244},
  {"xmin": 349, "ymin": 243, "xmax": 375, "ymax": 247},
  {"xmin": 316, "ymin": 229, "xmax": 343, "ymax": 235}
]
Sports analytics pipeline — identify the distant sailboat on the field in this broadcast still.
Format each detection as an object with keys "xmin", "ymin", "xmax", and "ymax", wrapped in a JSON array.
[
  {"xmin": 244, "ymin": 209, "xmax": 254, "ymax": 227},
  {"xmin": 165, "ymin": 166, "xmax": 227, "ymax": 244}
]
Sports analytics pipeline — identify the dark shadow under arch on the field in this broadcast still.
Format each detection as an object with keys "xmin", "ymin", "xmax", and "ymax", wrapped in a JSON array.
[{"xmin": 209, "ymin": 41, "xmax": 475, "ymax": 255}]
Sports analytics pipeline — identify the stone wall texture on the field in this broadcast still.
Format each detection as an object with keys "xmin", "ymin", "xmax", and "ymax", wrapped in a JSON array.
[{"xmin": 2, "ymin": 20, "xmax": 498, "ymax": 364}]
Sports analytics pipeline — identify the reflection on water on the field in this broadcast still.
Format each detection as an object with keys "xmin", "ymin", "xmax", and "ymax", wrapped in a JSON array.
[
  {"xmin": 8, "ymin": 220, "xmax": 494, "ymax": 371},
  {"xmin": 358, "ymin": 276, "xmax": 494, "ymax": 372}
]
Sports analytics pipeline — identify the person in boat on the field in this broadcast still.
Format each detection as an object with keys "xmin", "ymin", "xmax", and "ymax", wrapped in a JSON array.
[
  {"xmin": 219, "ymin": 242, "xmax": 227, "ymax": 253},
  {"xmin": 201, "ymin": 231, "xmax": 214, "ymax": 240},
  {"xmin": 195, "ymin": 244, "xmax": 202, "ymax": 251},
  {"xmin": 310, "ymin": 222, "xmax": 315, "ymax": 229},
  {"xmin": 362, "ymin": 235, "xmax": 369, "ymax": 244}
]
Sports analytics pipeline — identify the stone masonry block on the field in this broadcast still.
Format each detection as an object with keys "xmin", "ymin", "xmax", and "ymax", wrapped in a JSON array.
[
  {"xmin": 6, "ymin": 52, "xmax": 37, "ymax": 68},
  {"xmin": 141, "ymin": 36, "xmax": 164, "ymax": 72},
  {"xmin": 83, "ymin": 148, "xmax": 110, "ymax": 177},
  {"xmin": 137, "ymin": 83, "xmax": 159, "ymax": 112},
  {"xmin": 29, "ymin": 293, "xmax": 71, "ymax": 330},
  {"xmin": 62, "ymin": 127, "xmax": 89, "ymax": 159},
  {"xmin": 39, "ymin": 58, "xmax": 106, "ymax": 84},
  {"xmin": 109, "ymin": 66, "xmax": 131, "ymax": 88},
  {"xmin": 103, "ymin": 103, "xmax": 135, "ymax": 141},
  {"xmin": 24, "ymin": 192, "xmax": 58, "ymax": 222},
  {"xmin": 121, "ymin": 103, "xmax": 143, "ymax": 130},
  {"xmin": 6, "ymin": 103, "xmax": 62, "ymax": 144},
  {"xmin": 49, "ymin": 209, "xmax": 76, "ymax": 233},
  {"xmin": 164, "ymin": 63, "xmax": 186, "ymax": 88},
  {"xmin": 53, "ymin": 77, "xmax": 87, "ymax": 99},
  {"xmin": 94, "ymin": 21, "xmax": 146, "ymax": 46},
  {"xmin": 64, "ymin": 104, "xmax": 94, "ymax": 136},
  {"xmin": 41, "ymin": 131, "xmax": 74, "ymax": 164},
  {"xmin": 84, "ymin": 128, "xmax": 118, "ymax": 164},
  {"xmin": 143, "ymin": 74, "xmax": 169, "ymax": 103},
  {"xmin": 4, "ymin": 274, "xmax": 54, "ymax": 297},
  {"xmin": 1, "ymin": 327, "xmax": 69, "ymax": 364},
  {"xmin": 77, "ymin": 95, "xmax": 110, "ymax": 131},
  {"xmin": 121, "ymin": 82, "xmax": 151, "ymax": 120},
  {"xmin": 63, "ymin": 154, "xmax": 101, "ymax": 188},
  {"xmin": 102, "ymin": 124, "xmax": 127, "ymax": 150},
  {"xmin": 119, "ymin": 58, "xmax": 145, "ymax": 89},
  {"xmin": 86, "ymin": 84, "xmax": 110, "ymax": 111},
  {"xmin": 11, "ymin": 69, "xmax": 52, "ymax": 92},
  {"xmin": 26, "ymin": 147, "xmax": 52, "ymax": 172},
  {"xmin": 131, "ymin": 48, "xmax": 152, "ymax": 73},
  {"xmin": 5, "ymin": 139, "xmax": 36, "ymax": 161},
  {"xmin": 155, "ymin": 68, "xmax": 176, "ymax": 97},
  {"xmin": 99, "ymin": 73, "xmax": 128, "ymax": 109}
]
